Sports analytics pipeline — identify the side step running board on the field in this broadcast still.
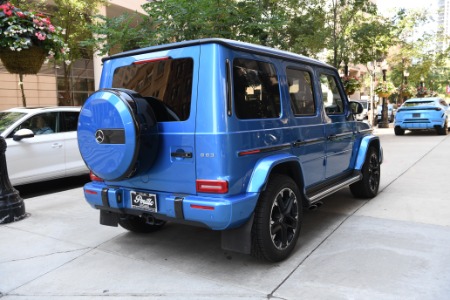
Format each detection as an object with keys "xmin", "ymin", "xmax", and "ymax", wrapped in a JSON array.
[{"xmin": 307, "ymin": 174, "xmax": 362, "ymax": 203}]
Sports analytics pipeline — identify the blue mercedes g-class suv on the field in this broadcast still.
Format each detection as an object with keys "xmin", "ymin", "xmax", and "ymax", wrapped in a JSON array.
[{"xmin": 78, "ymin": 39, "xmax": 382, "ymax": 262}]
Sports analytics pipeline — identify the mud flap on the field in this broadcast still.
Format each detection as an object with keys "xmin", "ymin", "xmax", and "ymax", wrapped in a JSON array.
[
  {"xmin": 100, "ymin": 210, "xmax": 119, "ymax": 227},
  {"xmin": 220, "ymin": 213, "xmax": 254, "ymax": 254}
]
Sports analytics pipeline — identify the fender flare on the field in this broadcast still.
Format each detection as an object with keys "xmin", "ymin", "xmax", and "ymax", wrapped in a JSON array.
[
  {"xmin": 354, "ymin": 135, "xmax": 383, "ymax": 170},
  {"xmin": 246, "ymin": 153, "xmax": 303, "ymax": 193}
]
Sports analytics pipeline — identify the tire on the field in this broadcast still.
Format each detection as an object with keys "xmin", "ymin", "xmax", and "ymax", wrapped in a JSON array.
[
  {"xmin": 251, "ymin": 174, "xmax": 302, "ymax": 262},
  {"xmin": 119, "ymin": 215, "xmax": 166, "ymax": 233},
  {"xmin": 394, "ymin": 126, "xmax": 405, "ymax": 136},
  {"xmin": 437, "ymin": 121, "xmax": 448, "ymax": 135},
  {"xmin": 350, "ymin": 147, "xmax": 381, "ymax": 199}
]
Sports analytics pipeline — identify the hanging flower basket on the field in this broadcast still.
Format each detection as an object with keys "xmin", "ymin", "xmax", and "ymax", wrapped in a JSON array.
[
  {"xmin": 346, "ymin": 88, "xmax": 356, "ymax": 95},
  {"xmin": 0, "ymin": 46, "xmax": 47, "ymax": 74},
  {"xmin": 401, "ymin": 85, "xmax": 416, "ymax": 98},
  {"xmin": 341, "ymin": 76, "xmax": 361, "ymax": 96},
  {"xmin": 377, "ymin": 92, "xmax": 391, "ymax": 98},
  {"xmin": 375, "ymin": 81, "xmax": 395, "ymax": 98}
]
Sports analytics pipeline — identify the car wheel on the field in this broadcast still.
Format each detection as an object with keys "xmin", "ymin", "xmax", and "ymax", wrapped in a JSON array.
[
  {"xmin": 394, "ymin": 126, "xmax": 405, "ymax": 136},
  {"xmin": 78, "ymin": 88, "xmax": 159, "ymax": 181},
  {"xmin": 251, "ymin": 174, "xmax": 302, "ymax": 262},
  {"xmin": 119, "ymin": 215, "xmax": 166, "ymax": 233},
  {"xmin": 437, "ymin": 121, "xmax": 448, "ymax": 135},
  {"xmin": 350, "ymin": 147, "xmax": 380, "ymax": 199}
]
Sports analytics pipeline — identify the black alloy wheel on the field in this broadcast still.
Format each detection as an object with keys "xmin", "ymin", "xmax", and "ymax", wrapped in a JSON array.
[
  {"xmin": 350, "ymin": 147, "xmax": 380, "ymax": 199},
  {"xmin": 251, "ymin": 174, "xmax": 302, "ymax": 262}
]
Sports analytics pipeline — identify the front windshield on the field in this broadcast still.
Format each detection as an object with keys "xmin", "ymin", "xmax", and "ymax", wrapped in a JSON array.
[
  {"xmin": 0, "ymin": 112, "xmax": 25, "ymax": 135},
  {"xmin": 403, "ymin": 101, "xmax": 434, "ymax": 107}
]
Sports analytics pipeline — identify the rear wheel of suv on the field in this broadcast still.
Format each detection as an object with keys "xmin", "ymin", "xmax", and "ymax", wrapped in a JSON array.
[
  {"xmin": 394, "ymin": 126, "xmax": 405, "ymax": 136},
  {"xmin": 350, "ymin": 147, "xmax": 380, "ymax": 199},
  {"xmin": 118, "ymin": 215, "xmax": 166, "ymax": 233},
  {"xmin": 436, "ymin": 121, "xmax": 448, "ymax": 135},
  {"xmin": 251, "ymin": 174, "xmax": 302, "ymax": 262}
]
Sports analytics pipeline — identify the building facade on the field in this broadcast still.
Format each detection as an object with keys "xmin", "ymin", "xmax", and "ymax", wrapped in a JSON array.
[{"xmin": 0, "ymin": 0, "xmax": 147, "ymax": 111}]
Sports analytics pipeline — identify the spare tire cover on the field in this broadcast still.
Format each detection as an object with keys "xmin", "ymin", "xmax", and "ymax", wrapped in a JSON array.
[{"xmin": 78, "ymin": 88, "xmax": 158, "ymax": 181}]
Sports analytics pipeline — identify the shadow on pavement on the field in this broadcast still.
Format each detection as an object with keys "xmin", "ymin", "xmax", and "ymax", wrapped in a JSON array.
[{"xmin": 14, "ymin": 174, "xmax": 90, "ymax": 199}]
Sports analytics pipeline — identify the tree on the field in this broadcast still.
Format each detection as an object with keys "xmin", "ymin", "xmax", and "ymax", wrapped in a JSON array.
[
  {"xmin": 285, "ymin": 0, "xmax": 329, "ymax": 57},
  {"xmin": 324, "ymin": 0, "xmax": 377, "ymax": 69},
  {"xmin": 49, "ymin": 0, "xmax": 107, "ymax": 106},
  {"xmin": 349, "ymin": 16, "xmax": 393, "ymax": 66},
  {"xmin": 81, "ymin": 12, "xmax": 153, "ymax": 55},
  {"xmin": 141, "ymin": 0, "xmax": 298, "ymax": 47}
]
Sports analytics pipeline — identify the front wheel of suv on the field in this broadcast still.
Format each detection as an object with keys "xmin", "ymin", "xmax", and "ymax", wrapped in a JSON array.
[
  {"xmin": 350, "ymin": 147, "xmax": 380, "ymax": 199},
  {"xmin": 251, "ymin": 174, "xmax": 302, "ymax": 262},
  {"xmin": 119, "ymin": 215, "xmax": 166, "ymax": 233}
]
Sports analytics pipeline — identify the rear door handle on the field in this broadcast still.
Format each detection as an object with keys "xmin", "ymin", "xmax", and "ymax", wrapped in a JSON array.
[
  {"xmin": 51, "ymin": 143, "xmax": 63, "ymax": 148},
  {"xmin": 171, "ymin": 152, "xmax": 193, "ymax": 158}
]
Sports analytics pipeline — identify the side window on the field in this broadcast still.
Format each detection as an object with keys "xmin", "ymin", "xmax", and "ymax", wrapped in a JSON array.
[
  {"xmin": 286, "ymin": 68, "xmax": 315, "ymax": 116},
  {"xmin": 29, "ymin": 113, "xmax": 56, "ymax": 135},
  {"xmin": 320, "ymin": 73, "xmax": 344, "ymax": 115},
  {"xmin": 233, "ymin": 58, "xmax": 280, "ymax": 119},
  {"xmin": 60, "ymin": 112, "xmax": 80, "ymax": 132}
]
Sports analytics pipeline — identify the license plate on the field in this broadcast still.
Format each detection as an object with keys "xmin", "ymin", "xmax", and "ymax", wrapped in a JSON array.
[
  {"xmin": 130, "ymin": 191, "xmax": 157, "ymax": 212},
  {"xmin": 413, "ymin": 113, "xmax": 420, "ymax": 118}
]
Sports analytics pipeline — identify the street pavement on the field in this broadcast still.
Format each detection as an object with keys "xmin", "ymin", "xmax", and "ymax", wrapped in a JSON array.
[{"xmin": 1, "ymin": 127, "xmax": 450, "ymax": 299}]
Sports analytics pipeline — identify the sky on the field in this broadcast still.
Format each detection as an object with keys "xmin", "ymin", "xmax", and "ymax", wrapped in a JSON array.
[
  {"xmin": 376, "ymin": 0, "xmax": 438, "ymax": 35},
  {"xmin": 376, "ymin": 0, "xmax": 432, "ymax": 15}
]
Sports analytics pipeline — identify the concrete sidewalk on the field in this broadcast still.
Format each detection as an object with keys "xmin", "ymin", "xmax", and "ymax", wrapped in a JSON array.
[{"xmin": 1, "ymin": 129, "xmax": 450, "ymax": 299}]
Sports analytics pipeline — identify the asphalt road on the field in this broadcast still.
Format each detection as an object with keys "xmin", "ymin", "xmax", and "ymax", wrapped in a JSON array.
[{"xmin": 1, "ymin": 127, "xmax": 450, "ymax": 299}]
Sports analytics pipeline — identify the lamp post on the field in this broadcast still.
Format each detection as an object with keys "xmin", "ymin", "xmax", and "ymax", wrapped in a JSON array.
[
  {"xmin": 400, "ymin": 70, "xmax": 409, "ymax": 104},
  {"xmin": 367, "ymin": 61, "xmax": 379, "ymax": 126},
  {"xmin": 379, "ymin": 61, "xmax": 389, "ymax": 128},
  {"xmin": 419, "ymin": 76, "xmax": 425, "ymax": 98},
  {"xmin": 0, "ymin": 136, "xmax": 26, "ymax": 224}
]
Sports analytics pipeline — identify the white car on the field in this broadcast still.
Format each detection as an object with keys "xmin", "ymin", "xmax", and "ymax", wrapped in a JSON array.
[{"xmin": 0, "ymin": 107, "xmax": 89, "ymax": 186}]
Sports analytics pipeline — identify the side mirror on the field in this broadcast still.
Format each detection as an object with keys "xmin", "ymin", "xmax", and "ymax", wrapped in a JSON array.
[
  {"xmin": 12, "ymin": 128, "xmax": 35, "ymax": 141},
  {"xmin": 349, "ymin": 101, "xmax": 364, "ymax": 115}
]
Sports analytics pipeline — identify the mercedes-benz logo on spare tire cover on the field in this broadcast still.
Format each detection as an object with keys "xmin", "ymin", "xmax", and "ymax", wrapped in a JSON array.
[{"xmin": 95, "ymin": 130, "xmax": 105, "ymax": 144}]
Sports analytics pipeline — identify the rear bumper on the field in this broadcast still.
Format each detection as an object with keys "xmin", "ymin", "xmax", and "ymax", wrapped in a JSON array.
[
  {"xmin": 395, "ymin": 119, "xmax": 444, "ymax": 130},
  {"xmin": 83, "ymin": 182, "xmax": 259, "ymax": 230}
]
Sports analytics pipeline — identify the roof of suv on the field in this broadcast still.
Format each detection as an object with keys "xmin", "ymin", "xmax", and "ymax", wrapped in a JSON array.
[
  {"xmin": 104, "ymin": 38, "xmax": 331, "ymax": 69},
  {"xmin": 4, "ymin": 106, "xmax": 81, "ymax": 113}
]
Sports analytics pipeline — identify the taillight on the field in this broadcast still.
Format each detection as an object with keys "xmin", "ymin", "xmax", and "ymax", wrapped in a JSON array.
[
  {"xmin": 196, "ymin": 180, "xmax": 228, "ymax": 193},
  {"xmin": 90, "ymin": 171, "xmax": 104, "ymax": 182}
]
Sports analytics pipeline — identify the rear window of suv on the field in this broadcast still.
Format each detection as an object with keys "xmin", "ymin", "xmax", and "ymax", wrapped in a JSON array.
[{"xmin": 112, "ymin": 58, "xmax": 194, "ymax": 121}]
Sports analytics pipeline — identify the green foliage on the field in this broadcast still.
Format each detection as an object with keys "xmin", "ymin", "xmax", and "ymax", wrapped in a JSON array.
[
  {"xmin": 51, "ymin": 0, "xmax": 106, "ymax": 59},
  {"xmin": 350, "ymin": 17, "xmax": 393, "ymax": 65},
  {"xmin": 141, "ymin": 0, "xmax": 292, "ymax": 47},
  {"xmin": 325, "ymin": 0, "xmax": 378, "ymax": 68},
  {"xmin": 81, "ymin": 12, "xmax": 152, "ymax": 55},
  {"xmin": 48, "ymin": 0, "xmax": 106, "ymax": 105},
  {"xmin": 285, "ymin": 0, "xmax": 329, "ymax": 57}
]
